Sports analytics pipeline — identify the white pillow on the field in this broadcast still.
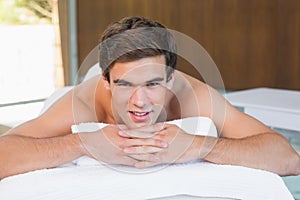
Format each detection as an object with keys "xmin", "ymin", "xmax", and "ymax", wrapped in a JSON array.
[{"xmin": 82, "ymin": 63, "xmax": 101, "ymax": 81}]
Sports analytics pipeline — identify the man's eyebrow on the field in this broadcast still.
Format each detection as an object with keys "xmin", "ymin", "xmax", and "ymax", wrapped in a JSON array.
[
  {"xmin": 113, "ymin": 77, "xmax": 164, "ymax": 84},
  {"xmin": 113, "ymin": 79, "xmax": 131, "ymax": 84},
  {"xmin": 146, "ymin": 77, "xmax": 164, "ymax": 83}
]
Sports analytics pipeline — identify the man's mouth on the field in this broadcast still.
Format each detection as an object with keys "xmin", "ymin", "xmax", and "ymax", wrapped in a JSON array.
[
  {"xmin": 130, "ymin": 111, "xmax": 148, "ymax": 116},
  {"xmin": 128, "ymin": 111, "xmax": 151, "ymax": 122}
]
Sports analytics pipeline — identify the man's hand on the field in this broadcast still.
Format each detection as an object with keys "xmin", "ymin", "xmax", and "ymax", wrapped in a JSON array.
[
  {"xmin": 78, "ymin": 124, "xmax": 168, "ymax": 166},
  {"xmin": 120, "ymin": 123, "xmax": 202, "ymax": 168}
]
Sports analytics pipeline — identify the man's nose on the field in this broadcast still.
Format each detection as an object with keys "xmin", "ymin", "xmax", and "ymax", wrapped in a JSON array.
[{"xmin": 129, "ymin": 87, "xmax": 149, "ymax": 108}]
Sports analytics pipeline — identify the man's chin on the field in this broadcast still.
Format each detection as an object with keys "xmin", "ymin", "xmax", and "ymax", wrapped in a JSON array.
[
  {"xmin": 121, "ymin": 117, "xmax": 154, "ymax": 129},
  {"xmin": 127, "ymin": 121, "xmax": 151, "ymax": 129}
]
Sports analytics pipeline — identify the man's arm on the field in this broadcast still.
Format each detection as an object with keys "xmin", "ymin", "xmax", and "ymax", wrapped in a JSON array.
[
  {"xmin": 188, "ymin": 81, "xmax": 300, "ymax": 175},
  {"xmin": 0, "ymin": 132, "xmax": 85, "ymax": 179},
  {"xmin": 201, "ymin": 131, "xmax": 300, "ymax": 176},
  {"xmin": 203, "ymin": 87, "xmax": 300, "ymax": 175},
  {"xmin": 0, "ymin": 89, "xmax": 89, "ymax": 179}
]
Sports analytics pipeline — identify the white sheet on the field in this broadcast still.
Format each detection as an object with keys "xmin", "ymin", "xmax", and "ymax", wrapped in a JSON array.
[{"xmin": 0, "ymin": 161, "xmax": 293, "ymax": 200}]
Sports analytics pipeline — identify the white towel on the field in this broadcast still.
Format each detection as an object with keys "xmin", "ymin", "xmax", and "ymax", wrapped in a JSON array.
[{"xmin": 71, "ymin": 116, "xmax": 218, "ymax": 136}]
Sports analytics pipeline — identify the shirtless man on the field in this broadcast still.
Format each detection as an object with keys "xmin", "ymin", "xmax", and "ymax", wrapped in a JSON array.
[{"xmin": 0, "ymin": 16, "xmax": 299, "ymax": 179}]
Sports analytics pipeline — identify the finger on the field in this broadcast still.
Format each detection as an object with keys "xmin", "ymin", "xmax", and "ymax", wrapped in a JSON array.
[
  {"xmin": 128, "ymin": 154, "xmax": 161, "ymax": 162},
  {"xmin": 124, "ymin": 146, "xmax": 164, "ymax": 154},
  {"xmin": 118, "ymin": 130, "xmax": 156, "ymax": 138},
  {"xmin": 119, "ymin": 155, "xmax": 138, "ymax": 166},
  {"xmin": 124, "ymin": 138, "xmax": 168, "ymax": 148},
  {"xmin": 118, "ymin": 130, "xmax": 131, "ymax": 138},
  {"xmin": 140, "ymin": 122, "xmax": 165, "ymax": 131},
  {"xmin": 134, "ymin": 161, "xmax": 158, "ymax": 169}
]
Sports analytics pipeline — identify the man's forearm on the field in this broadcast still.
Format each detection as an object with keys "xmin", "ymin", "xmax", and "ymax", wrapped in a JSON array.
[
  {"xmin": 0, "ymin": 134, "xmax": 85, "ymax": 179},
  {"xmin": 202, "ymin": 132, "xmax": 300, "ymax": 176}
]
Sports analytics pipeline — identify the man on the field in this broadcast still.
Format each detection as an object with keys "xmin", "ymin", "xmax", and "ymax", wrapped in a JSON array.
[{"xmin": 0, "ymin": 16, "xmax": 299, "ymax": 179}]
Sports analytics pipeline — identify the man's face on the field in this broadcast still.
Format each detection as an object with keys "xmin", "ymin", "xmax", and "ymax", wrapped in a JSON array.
[{"xmin": 107, "ymin": 55, "xmax": 173, "ymax": 128}]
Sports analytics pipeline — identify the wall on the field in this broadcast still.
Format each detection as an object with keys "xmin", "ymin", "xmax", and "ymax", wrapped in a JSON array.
[{"xmin": 75, "ymin": 0, "xmax": 300, "ymax": 90}]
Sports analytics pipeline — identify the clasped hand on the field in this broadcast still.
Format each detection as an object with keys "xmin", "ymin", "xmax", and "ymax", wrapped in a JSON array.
[{"xmin": 79, "ymin": 123, "xmax": 201, "ymax": 168}]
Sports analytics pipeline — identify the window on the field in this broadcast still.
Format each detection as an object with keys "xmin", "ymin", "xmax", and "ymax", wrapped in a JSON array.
[{"xmin": 0, "ymin": 0, "xmax": 61, "ymax": 133}]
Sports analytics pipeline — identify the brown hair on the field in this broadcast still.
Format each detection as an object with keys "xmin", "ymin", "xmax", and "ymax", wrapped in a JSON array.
[{"xmin": 99, "ymin": 16, "xmax": 177, "ymax": 82}]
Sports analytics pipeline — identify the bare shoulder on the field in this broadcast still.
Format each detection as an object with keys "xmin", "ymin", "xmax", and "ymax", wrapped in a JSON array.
[
  {"xmin": 73, "ymin": 75, "xmax": 110, "ymax": 122},
  {"xmin": 73, "ymin": 75, "xmax": 101, "ymax": 112},
  {"xmin": 174, "ymin": 70, "xmax": 211, "ymax": 94},
  {"xmin": 173, "ymin": 70, "xmax": 272, "ymax": 138},
  {"xmin": 173, "ymin": 70, "xmax": 219, "ymax": 117}
]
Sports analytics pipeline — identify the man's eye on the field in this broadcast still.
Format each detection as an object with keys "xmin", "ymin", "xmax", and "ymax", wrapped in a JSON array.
[
  {"xmin": 146, "ymin": 82, "xmax": 159, "ymax": 87},
  {"xmin": 117, "ymin": 83, "xmax": 131, "ymax": 87}
]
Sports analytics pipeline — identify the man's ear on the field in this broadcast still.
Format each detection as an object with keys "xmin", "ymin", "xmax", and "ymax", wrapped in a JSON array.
[
  {"xmin": 102, "ymin": 74, "xmax": 110, "ymax": 90},
  {"xmin": 166, "ymin": 72, "xmax": 175, "ymax": 90}
]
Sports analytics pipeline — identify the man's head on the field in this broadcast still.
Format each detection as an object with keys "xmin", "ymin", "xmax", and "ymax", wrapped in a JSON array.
[
  {"xmin": 99, "ymin": 16, "xmax": 177, "ymax": 83},
  {"xmin": 99, "ymin": 16, "xmax": 178, "ymax": 128}
]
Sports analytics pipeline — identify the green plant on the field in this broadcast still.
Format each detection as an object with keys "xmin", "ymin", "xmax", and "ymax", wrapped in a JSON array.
[{"xmin": 0, "ymin": 0, "xmax": 52, "ymax": 25}]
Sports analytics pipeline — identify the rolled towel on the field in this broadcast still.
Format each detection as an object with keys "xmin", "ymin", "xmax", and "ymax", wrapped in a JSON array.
[{"xmin": 72, "ymin": 116, "xmax": 218, "ymax": 136}]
